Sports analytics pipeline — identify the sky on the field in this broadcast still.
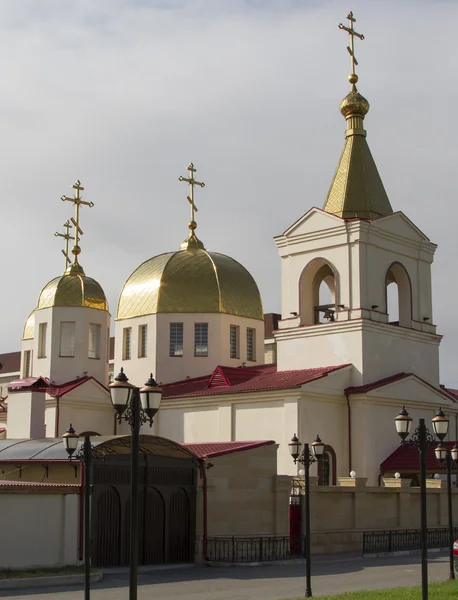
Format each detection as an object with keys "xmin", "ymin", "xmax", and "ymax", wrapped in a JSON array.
[{"xmin": 1, "ymin": 0, "xmax": 458, "ymax": 384}]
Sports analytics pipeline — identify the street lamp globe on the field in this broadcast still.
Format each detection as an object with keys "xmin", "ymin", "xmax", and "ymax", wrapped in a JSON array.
[
  {"xmin": 139, "ymin": 374, "xmax": 162, "ymax": 422},
  {"xmin": 435, "ymin": 443, "xmax": 448, "ymax": 464},
  {"xmin": 432, "ymin": 408, "xmax": 449, "ymax": 441},
  {"xmin": 394, "ymin": 407, "xmax": 412, "ymax": 440},
  {"xmin": 288, "ymin": 434, "xmax": 302, "ymax": 462},
  {"xmin": 311, "ymin": 435, "xmax": 325, "ymax": 458},
  {"xmin": 451, "ymin": 444, "xmax": 458, "ymax": 463},
  {"xmin": 109, "ymin": 368, "xmax": 135, "ymax": 416},
  {"xmin": 62, "ymin": 424, "xmax": 79, "ymax": 457}
]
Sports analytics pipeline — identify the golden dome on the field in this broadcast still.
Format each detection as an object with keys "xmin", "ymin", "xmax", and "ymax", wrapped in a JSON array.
[
  {"xmin": 340, "ymin": 89, "xmax": 370, "ymax": 118},
  {"xmin": 117, "ymin": 246, "xmax": 263, "ymax": 321},
  {"xmin": 37, "ymin": 268, "xmax": 108, "ymax": 312},
  {"xmin": 23, "ymin": 311, "xmax": 35, "ymax": 340}
]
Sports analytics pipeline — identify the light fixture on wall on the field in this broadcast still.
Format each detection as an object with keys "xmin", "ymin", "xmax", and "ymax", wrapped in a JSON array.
[
  {"xmin": 290, "ymin": 312, "xmax": 298, "ymax": 316},
  {"xmin": 423, "ymin": 317, "xmax": 430, "ymax": 322},
  {"xmin": 371, "ymin": 305, "xmax": 379, "ymax": 310}
]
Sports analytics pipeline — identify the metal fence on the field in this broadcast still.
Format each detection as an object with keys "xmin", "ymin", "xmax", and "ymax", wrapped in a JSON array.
[
  {"xmin": 363, "ymin": 528, "xmax": 458, "ymax": 555},
  {"xmin": 206, "ymin": 535, "xmax": 306, "ymax": 562}
]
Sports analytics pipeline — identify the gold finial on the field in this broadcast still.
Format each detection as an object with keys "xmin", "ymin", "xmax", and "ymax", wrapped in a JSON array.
[
  {"xmin": 338, "ymin": 11, "xmax": 365, "ymax": 88},
  {"xmin": 61, "ymin": 180, "xmax": 94, "ymax": 269},
  {"xmin": 178, "ymin": 163, "xmax": 205, "ymax": 232},
  {"xmin": 54, "ymin": 220, "xmax": 74, "ymax": 272}
]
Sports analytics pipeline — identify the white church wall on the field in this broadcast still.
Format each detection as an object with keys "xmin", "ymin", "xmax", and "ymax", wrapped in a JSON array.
[
  {"xmin": 7, "ymin": 391, "xmax": 45, "ymax": 439},
  {"xmin": 298, "ymin": 393, "xmax": 348, "ymax": 480},
  {"xmin": 114, "ymin": 313, "xmax": 158, "ymax": 390},
  {"xmin": 0, "ymin": 491, "xmax": 79, "ymax": 568}
]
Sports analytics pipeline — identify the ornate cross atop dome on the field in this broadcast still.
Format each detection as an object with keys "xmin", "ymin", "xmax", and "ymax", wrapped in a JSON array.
[
  {"xmin": 338, "ymin": 11, "xmax": 365, "ymax": 88},
  {"xmin": 54, "ymin": 220, "xmax": 74, "ymax": 271},
  {"xmin": 61, "ymin": 180, "xmax": 94, "ymax": 273},
  {"xmin": 178, "ymin": 163, "xmax": 206, "ymax": 250}
]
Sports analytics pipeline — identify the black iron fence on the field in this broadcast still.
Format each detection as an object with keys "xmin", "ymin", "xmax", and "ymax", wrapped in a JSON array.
[
  {"xmin": 363, "ymin": 528, "xmax": 458, "ymax": 555},
  {"xmin": 207, "ymin": 535, "xmax": 306, "ymax": 562}
]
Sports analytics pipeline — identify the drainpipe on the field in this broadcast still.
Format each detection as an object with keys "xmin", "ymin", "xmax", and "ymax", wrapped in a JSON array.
[
  {"xmin": 54, "ymin": 396, "xmax": 60, "ymax": 438},
  {"xmin": 345, "ymin": 391, "xmax": 352, "ymax": 473},
  {"xmin": 200, "ymin": 460, "xmax": 208, "ymax": 561}
]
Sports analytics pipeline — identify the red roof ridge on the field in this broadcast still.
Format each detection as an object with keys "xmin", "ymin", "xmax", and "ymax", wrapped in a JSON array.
[
  {"xmin": 346, "ymin": 372, "xmax": 455, "ymax": 402},
  {"xmin": 8, "ymin": 375, "xmax": 108, "ymax": 397},
  {"xmin": 182, "ymin": 440, "xmax": 276, "ymax": 459}
]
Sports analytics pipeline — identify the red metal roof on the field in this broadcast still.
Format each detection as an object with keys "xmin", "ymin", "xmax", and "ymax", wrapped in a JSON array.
[
  {"xmin": 345, "ymin": 372, "xmax": 455, "ymax": 402},
  {"xmin": 0, "ymin": 351, "xmax": 20, "ymax": 375},
  {"xmin": 381, "ymin": 441, "xmax": 458, "ymax": 473},
  {"xmin": 182, "ymin": 440, "xmax": 276, "ymax": 459},
  {"xmin": 8, "ymin": 375, "xmax": 108, "ymax": 397},
  {"xmin": 162, "ymin": 364, "xmax": 349, "ymax": 399}
]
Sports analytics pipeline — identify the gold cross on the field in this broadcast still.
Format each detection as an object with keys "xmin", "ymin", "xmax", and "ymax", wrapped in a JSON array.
[
  {"xmin": 178, "ymin": 163, "xmax": 205, "ymax": 228},
  {"xmin": 54, "ymin": 220, "xmax": 74, "ymax": 270},
  {"xmin": 338, "ymin": 11, "xmax": 365, "ymax": 85},
  {"xmin": 61, "ymin": 180, "xmax": 94, "ymax": 263}
]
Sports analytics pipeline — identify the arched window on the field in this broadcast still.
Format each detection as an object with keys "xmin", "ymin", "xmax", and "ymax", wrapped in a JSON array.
[
  {"xmin": 385, "ymin": 263, "xmax": 412, "ymax": 327},
  {"xmin": 299, "ymin": 259, "xmax": 339, "ymax": 325},
  {"xmin": 318, "ymin": 446, "xmax": 337, "ymax": 486}
]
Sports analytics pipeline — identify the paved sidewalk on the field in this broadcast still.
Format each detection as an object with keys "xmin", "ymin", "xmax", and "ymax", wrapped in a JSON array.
[{"xmin": 0, "ymin": 552, "xmax": 452, "ymax": 599}]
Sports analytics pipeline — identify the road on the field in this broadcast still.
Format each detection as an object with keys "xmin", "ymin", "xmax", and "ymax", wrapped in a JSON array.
[{"xmin": 0, "ymin": 553, "xmax": 453, "ymax": 600}]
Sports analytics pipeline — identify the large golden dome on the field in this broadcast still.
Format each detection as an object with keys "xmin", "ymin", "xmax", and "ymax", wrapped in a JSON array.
[
  {"xmin": 37, "ymin": 264, "xmax": 108, "ymax": 312},
  {"xmin": 117, "ymin": 246, "xmax": 263, "ymax": 321}
]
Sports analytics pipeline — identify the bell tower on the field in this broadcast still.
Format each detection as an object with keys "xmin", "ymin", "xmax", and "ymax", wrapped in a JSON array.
[{"xmin": 274, "ymin": 12, "xmax": 441, "ymax": 387}]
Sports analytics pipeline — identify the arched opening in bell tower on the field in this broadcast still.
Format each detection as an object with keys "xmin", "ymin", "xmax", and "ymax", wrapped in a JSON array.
[
  {"xmin": 385, "ymin": 262, "xmax": 412, "ymax": 327},
  {"xmin": 299, "ymin": 258, "xmax": 339, "ymax": 325}
]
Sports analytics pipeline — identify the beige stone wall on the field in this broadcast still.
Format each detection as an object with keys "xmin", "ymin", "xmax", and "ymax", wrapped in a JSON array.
[
  {"xmin": 307, "ymin": 485, "xmax": 458, "ymax": 554},
  {"xmin": 202, "ymin": 445, "xmax": 290, "ymax": 537},
  {"xmin": 0, "ymin": 490, "xmax": 80, "ymax": 568}
]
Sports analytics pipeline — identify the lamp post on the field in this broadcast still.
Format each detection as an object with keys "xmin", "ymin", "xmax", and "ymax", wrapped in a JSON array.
[
  {"xmin": 394, "ymin": 407, "xmax": 450, "ymax": 600},
  {"xmin": 109, "ymin": 369, "xmax": 162, "ymax": 600},
  {"xmin": 288, "ymin": 433, "xmax": 325, "ymax": 598},
  {"xmin": 63, "ymin": 424, "xmax": 103, "ymax": 600},
  {"xmin": 433, "ymin": 429, "xmax": 458, "ymax": 580}
]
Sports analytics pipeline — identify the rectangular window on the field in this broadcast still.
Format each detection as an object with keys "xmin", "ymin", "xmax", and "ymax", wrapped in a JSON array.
[
  {"xmin": 59, "ymin": 322, "xmax": 76, "ymax": 357},
  {"xmin": 230, "ymin": 325, "xmax": 239, "ymax": 359},
  {"xmin": 123, "ymin": 327, "xmax": 132, "ymax": 360},
  {"xmin": 194, "ymin": 323, "xmax": 208, "ymax": 357},
  {"xmin": 38, "ymin": 323, "xmax": 47, "ymax": 358},
  {"xmin": 24, "ymin": 350, "xmax": 32, "ymax": 377},
  {"xmin": 88, "ymin": 324, "xmax": 101, "ymax": 359},
  {"xmin": 247, "ymin": 328, "xmax": 256, "ymax": 361},
  {"xmin": 138, "ymin": 325, "xmax": 148, "ymax": 358},
  {"xmin": 170, "ymin": 323, "xmax": 183, "ymax": 357}
]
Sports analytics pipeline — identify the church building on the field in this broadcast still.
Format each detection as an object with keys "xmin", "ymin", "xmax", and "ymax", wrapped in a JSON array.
[{"xmin": 2, "ymin": 12, "xmax": 456, "ymax": 488}]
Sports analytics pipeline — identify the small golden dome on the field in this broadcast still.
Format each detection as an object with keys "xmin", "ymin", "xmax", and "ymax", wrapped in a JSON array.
[
  {"xmin": 340, "ymin": 90, "xmax": 370, "ymax": 118},
  {"xmin": 23, "ymin": 310, "xmax": 35, "ymax": 340},
  {"xmin": 37, "ymin": 272, "xmax": 108, "ymax": 312},
  {"xmin": 117, "ymin": 247, "xmax": 263, "ymax": 321}
]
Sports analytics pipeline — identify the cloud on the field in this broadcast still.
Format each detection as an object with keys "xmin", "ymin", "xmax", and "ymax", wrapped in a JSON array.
[{"xmin": 1, "ymin": 0, "xmax": 458, "ymax": 384}]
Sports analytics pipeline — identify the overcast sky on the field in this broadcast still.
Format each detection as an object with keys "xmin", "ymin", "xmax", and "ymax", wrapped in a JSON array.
[{"xmin": 1, "ymin": 0, "xmax": 457, "ymax": 385}]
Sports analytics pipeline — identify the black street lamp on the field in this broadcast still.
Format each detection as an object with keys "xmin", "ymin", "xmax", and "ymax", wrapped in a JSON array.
[
  {"xmin": 394, "ymin": 407, "xmax": 450, "ymax": 600},
  {"xmin": 289, "ymin": 433, "xmax": 325, "ymax": 598},
  {"xmin": 109, "ymin": 369, "xmax": 162, "ymax": 600},
  {"xmin": 434, "ymin": 430, "xmax": 458, "ymax": 580},
  {"xmin": 63, "ymin": 424, "xmax": 104, "ymax": 600}
]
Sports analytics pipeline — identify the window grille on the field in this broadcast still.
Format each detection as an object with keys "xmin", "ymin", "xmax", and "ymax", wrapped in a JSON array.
[
  {"xmin": 38, "ymin": 323, "xmax": 47, "ymax": 358},
  {"xmin": 138, "ymin": 325, "xmax": 148, "ymax": 358},
  {"xmin": 246, "ymin": 328, "xmax": 256, "ymax": 361},
  {"xmin": 89, "ymin": 324, "xmax": 101, "ymax": 359},
  {"xmin": 230, "ymin": 325, "xmax": 239, "ymax": 359},
  {"xmin": 194, "ymin": 323, "xmax": 208, "ymax": 357},
  {"xmin": 170, "ymin": 323, "xmax": 184, "ymax": 357},
  {"xmin": 123, "ymin": 328, "xmax": 132, "ymax": 360}
]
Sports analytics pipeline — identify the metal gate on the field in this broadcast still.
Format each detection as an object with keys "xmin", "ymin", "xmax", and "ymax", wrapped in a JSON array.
[{"xmin": 91, "ymin": 453, "xmax": 196, "ymax": 567}]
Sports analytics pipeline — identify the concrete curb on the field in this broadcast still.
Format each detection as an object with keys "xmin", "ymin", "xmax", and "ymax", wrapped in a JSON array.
[
  {"xmin": 364, "ymin": 547, "xmax": 447, "ymax": 559},
  {"xmin": 0, "ymin": 571, "xmax": 103, "ymax": 591},
  {"xmin": 206, "ymin": 558, "xmax": 306, "ymax": 567}
]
